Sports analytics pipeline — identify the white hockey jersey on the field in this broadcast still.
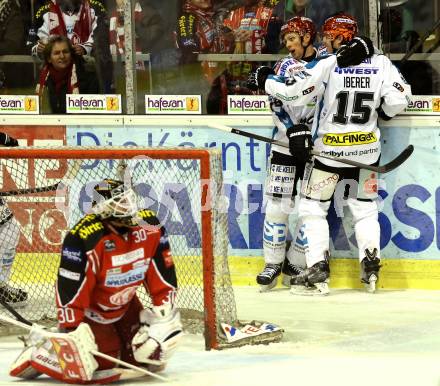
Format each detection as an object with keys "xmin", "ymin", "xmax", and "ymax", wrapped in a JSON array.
[
  {"xmin": 269, "ymin": 56, "xmax": 317, "ymax": 155},
  {"xmin": 265, "ymin": 54, "xmax": 412, "ymax": 167}
]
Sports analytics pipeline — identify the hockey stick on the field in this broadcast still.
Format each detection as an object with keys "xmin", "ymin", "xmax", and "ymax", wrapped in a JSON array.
[
  {"xmin": 0, "ymin": 183, "xmax": 60, "ymax": 197},
  {"xmin": 0, "ymin": 312, "xmax": 168, "ymax": 382},
  {"xmin": 0, "ymin": 297, "xmax": 32, "ymax": 326},
  {"xmin": 208, "ymin": 123, "xmax": 414, "ymax": 174}
]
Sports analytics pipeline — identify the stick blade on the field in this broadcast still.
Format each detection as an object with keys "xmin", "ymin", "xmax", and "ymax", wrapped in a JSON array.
[{"xmin": 378, "ymin": 145, "xmax": 414, "ymax": 173}]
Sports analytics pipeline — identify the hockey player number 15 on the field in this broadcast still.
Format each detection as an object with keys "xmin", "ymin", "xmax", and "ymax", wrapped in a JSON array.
[{"xmin": 333, "ymin": 91, "xmax": 374, "ymax": 125}]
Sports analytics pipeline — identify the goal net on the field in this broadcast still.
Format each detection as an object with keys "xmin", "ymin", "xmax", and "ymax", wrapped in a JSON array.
[{"xmin": 0, "ymin": 146, "xmax": 241, "ymax": 349}]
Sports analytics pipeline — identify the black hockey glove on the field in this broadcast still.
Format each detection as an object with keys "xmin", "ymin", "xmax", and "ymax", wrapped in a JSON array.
[
  {"xmin": 286, "ymin": 124, "xmax": 313, "ymax": 163},
  {"xmin": 0, "ymin": 132, "xmax": 18, "ymax": 147},
  {"xmin": 247, "ymin": 66, "xmax": 275, "ymax": 91},
  {"xmin": 336, "ymin": 36, "xmax": 374, "ymax": 68}
]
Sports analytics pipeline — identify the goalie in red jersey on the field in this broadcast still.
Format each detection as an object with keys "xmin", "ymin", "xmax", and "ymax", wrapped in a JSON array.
[{"xmin": 9, "ymin": 179, "xmax": 182, "ymax": 384}]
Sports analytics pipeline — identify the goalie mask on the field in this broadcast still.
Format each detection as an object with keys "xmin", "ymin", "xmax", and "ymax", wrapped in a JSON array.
[{"xmin": 92, "ymin": 179, "xmax": 139, "ymax": 225}]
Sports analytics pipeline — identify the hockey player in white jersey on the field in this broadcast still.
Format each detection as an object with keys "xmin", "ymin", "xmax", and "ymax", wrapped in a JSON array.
[
  {"xmin": 0, "ymin": 132, "xmax": 27, "ymax": 305},
  {"xmin": 252, "ymin": 13, "xmax": 411, "ymax": 294},
  {"xmin": 252, "ymin": 16, "xmax": 318, "ymax": 292}
]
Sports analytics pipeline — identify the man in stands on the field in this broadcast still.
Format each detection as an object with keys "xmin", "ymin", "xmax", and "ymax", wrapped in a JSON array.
[
  {"xmin": 10, "ymin": 179, "xmax": 182, "ymax": 383},
  {"xmin": 250, "ymin": 13, "xmax": 411, "ymax": 295},
  {"xmin": 0, "ymin": 133, "xmax": 28, "ymax": 306},
  {"xmin": 32, "ymin": 0, "xmax": 104, "ymax": 57}
]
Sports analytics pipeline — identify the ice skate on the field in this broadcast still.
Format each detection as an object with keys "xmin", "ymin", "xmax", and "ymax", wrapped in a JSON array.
[
  {"xmin": 281, "ymin": 257, "xmax": 305, "ymax": 287},
  {"xmin": 0, "ymin": 284, "xmax": 28, "ymax": 307},
  {"xmin": 290, "ymin": 259, "xmax": 330, "ymax": 296},
  {"xmin": 256, "ymin": 263, "xmax": 282, "ymax": 292},
  {"xmin": 361, "ymin": 249, "xmax": 381, "ymax": 293}
]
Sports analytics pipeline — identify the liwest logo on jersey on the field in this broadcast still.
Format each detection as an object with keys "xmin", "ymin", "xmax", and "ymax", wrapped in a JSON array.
[
  {"xmin": 105, "ymin": 266, "xmax": 147, "ymax": 287},
  {"xmin": 334, "ymin": 67, "xmax": 379, "ymax": 75},
  {"xmin": 323, "ymin": 132, "xmax": 377, "ymax": 146}
]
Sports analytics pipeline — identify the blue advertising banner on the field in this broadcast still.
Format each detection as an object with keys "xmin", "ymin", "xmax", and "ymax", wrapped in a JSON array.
[{"xmin": 66, "ymin": 124, "xmax": 438, "ymax": 260}]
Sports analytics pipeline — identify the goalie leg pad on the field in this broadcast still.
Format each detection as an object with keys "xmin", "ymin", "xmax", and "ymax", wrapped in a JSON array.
[
  {"xmin": 9, "ymin": 345, "xmax": 42, "ymax": 379},
  {"xmin": 50, "ymin": 323, "xmax": 99, "ymax": 382}
]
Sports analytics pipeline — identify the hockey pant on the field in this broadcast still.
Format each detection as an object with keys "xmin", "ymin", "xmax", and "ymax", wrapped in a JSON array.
[
  {"xmin": 263, "ymin": 151, "xmax": 306, "ymax": 267},
  {"xmin": 298, "ymin": 159, "xmax": 380, "ymax": 267},
  {"xmin": 0, "ymin": 217, "xmax": 19, "ymax": 283}
]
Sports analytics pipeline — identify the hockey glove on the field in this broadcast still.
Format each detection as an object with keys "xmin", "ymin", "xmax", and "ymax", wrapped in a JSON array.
[
  {"xmin": 247, "ymin": 66, "xmax": 275, "ymax": 91},
  {"xmin": 336, "ymin": 36, "xmax": 374, "ymax": 68},
  {"xmin": 286, "ymin": 124, "xmax": 313, "ymax": 163},
  {"xmin": 132, "ymin": 304, "xmax": 183, "ymax": 367},
  {"xmin": 0, "ymin": 132, "xmax": 18, "ymax": 147}
]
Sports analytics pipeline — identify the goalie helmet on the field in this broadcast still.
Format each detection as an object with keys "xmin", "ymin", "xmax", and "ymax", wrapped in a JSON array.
[
  {"xmin": 322, "ymin": 13, "xmax": 358, "ymax": 42},
  {"xmin": 280, "ymin": 16, "xmax": 317, "ymax": 42},
  {"xmin": 92, "ymin": 179, "xmax": 138, "ymax": 223}
]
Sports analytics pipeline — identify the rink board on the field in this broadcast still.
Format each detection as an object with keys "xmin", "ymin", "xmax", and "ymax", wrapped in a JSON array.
[{"xmin": 9, "ymin": 253, "xmax": 440, "ymax": 290}]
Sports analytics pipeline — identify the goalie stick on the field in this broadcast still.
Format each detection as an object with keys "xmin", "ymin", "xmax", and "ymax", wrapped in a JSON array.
[
  {"xmin": 0, "ymin": 310, "xmax": 168, "ymax": 382},
  {"xmin": 208, "ymin": 123, "xmax": 414, "ymax": 174},
  {"xmin": 0, "ymin": 183, "xmax": 60, "ymax": 197}
]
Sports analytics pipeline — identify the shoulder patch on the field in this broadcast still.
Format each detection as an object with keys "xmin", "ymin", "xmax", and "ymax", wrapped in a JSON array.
[
  {"xmin": 137, "ymin": 209, "xmax": 160, "ymax": 226},
  {"xmin": 69, "ymin": 214, "xmax": 105, "ymax": 240}
]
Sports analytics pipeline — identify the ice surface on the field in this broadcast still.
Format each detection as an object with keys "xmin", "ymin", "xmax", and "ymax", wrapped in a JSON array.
[{"xmin": 1, "ymin": 287, "xmax": 440, "ymax": 386}]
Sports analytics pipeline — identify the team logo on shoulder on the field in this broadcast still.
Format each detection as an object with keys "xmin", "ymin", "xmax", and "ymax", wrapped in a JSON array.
[
  {"xmin": 393, "ymin": 82, "xmax": 404, "ymax": 92},
  {"xmin": 302, "ymin": 86, "xmax": 314, "ymax": 95}
]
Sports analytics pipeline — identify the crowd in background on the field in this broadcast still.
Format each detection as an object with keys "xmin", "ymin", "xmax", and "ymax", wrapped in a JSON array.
[{"xmin": 0, "ymin": 0, "xmax": 438, "ymax": 113}]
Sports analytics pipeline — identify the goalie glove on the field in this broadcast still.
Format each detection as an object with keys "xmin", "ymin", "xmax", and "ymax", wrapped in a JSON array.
[
  {"xmin": 336, "ymin": 36, "xmax": 374, "ymax": 68},
  {"xmin": 247, "ymin": 66, "xmax": 275, "ymax": 91},
  {"xmin": 132, "ymin": 304, "xmax": 183, "ymax": 366}
]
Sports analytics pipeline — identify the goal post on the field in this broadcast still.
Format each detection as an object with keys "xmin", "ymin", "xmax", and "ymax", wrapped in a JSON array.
[
  {"xmin": 0, "ymin": 146, "xmax": 283, "ymax": 350},
  {"xmin": 0, "ymin": 146, "xmax": 236, "ymax": 349}
]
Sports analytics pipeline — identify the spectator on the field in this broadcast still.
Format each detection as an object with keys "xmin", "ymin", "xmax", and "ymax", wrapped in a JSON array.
[
  {"xmin": 176, "ymin": 0, "xmax": 233, "ymax": 84},
  {"xmin": 379, "ymin": 1, "xmax": 414, "ymax": 53},
  {"xmin": 36, "ymin": 35, "xmax": 99, "ymax": 113},
  {"xmin": 206, "ymin": 0, "xmax": 281, "ymax": 114},
  {"xmin": 223, "ymin": 0, "xmax": 279, "ymax": 54},
  {"xmin": 33, "ymin": 0, "xmax": 100, "ymax": 57},
  {"xmin": 109, "ymin": 0, "xmax": 164, "ymax": 70},
  {"xmin": 282, "ymin": 0, "xmax": 334, "ymax": 27},
  {"xmin": 0, "ymin": 0, "xmax": 31, "ymax": 91}
]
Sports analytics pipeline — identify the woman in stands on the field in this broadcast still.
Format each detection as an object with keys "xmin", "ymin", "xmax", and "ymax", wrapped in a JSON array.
[{"xmin": 36, "ymin": 35, "xmax": 99, "ymax": 113}]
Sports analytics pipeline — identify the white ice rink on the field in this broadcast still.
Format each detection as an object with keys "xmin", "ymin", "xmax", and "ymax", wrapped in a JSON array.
[{"xmin": 1, "ymin": 287, "xmax": 440, "ymax": 386}]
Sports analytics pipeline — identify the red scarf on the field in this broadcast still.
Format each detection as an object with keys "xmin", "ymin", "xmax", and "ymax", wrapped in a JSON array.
[
  {"xmin": 36, "ymin": 62, "xmax": 79, "ymax": 96},
  {"xmin": 48, "ymin": 0, "xmax": 92, "ymax": 45},
  {"xmin": 109, "ymin": 3, "xmax": 143, "ymax": 61}
]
